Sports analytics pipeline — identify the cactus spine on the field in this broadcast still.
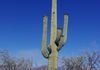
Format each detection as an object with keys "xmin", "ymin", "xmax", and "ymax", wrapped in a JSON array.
[{"xmin": 41, "ymin": 0, "xmax": 68, "ymax": 70}]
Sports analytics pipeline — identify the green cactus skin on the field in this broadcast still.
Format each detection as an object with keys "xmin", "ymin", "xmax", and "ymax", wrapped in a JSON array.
[{"xmin": 41, "ymin": 0, "xmax": 68, "ymax": 70}]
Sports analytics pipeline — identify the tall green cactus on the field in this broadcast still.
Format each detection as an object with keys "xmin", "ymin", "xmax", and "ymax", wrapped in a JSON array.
[{"xmin": 41, "ymin": 0, "xmax": 68, "ymax": 70}]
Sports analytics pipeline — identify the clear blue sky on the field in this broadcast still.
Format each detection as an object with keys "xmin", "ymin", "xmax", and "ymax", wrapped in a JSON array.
[{"xmin": 0, "ymin": 0, "xmax": 100, "ymax": 66}]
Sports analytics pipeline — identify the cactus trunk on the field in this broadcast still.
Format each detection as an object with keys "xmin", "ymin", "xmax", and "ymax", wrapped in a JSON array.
[
  {"xmin": 50, "ymin": 0, "xmax": 57, "ymax": 45},
  {"xmin": 48, "ymin": 44, "xmax": 58, "ymax": 70},
  {"xmin": 49, "ymin": 0, "xmax": 58, "ymax": 69}
]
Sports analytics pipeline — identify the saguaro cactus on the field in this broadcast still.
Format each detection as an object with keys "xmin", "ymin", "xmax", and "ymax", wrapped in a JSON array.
[{"xmin": 41, "ymin": 0, "xmax": 68, "ymax": 70}]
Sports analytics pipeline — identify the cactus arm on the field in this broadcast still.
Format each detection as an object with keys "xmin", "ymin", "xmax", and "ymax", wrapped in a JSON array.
[
  {"xmin": 63, "ymin": 14, "xmax": 68, "ymax": 43},
  {"xmin": 57, "ymin": 14, "xmax": 68, "ymax": 51},
  {"xmin": 50, "ymin": 0, "xmax": 57, "ymax": 45},
  {"xmin": 57, "ymin": 36, "xmax": 64, "ymax": 51},
  {"xmin": 41, "ymin": 16, "xmax": 49, "ymax": 58}
]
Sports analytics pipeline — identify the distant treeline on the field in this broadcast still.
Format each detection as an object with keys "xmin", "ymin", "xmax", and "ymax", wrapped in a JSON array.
[{"xmin": 0, "ymin": 50, "xmax": 100, "ymax": 70}]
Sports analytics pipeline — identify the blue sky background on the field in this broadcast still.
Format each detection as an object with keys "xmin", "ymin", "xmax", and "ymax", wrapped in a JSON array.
[{"xmin": 0, "ymin": 0, "xmax": 100, "ymax": 66}]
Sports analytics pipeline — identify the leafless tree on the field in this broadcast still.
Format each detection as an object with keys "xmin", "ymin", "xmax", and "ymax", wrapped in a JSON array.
[
  {"xmin": 16, "ymin": 58, "xmax": 33, "ymax": 70},
  {"xmin": 62, "ymin": 51, "xmax": 100, "ymax": 70},
  {"xmin": 0, "ymin": 50, "xmax": 33, "ymax": 70},
  {"xmin": 0, "ymin": 50, "xmax": 99, "ymax": 70},
  {"xmin": 62, "ymin": 56, "xmax": 84, "ymax": 70},
  {"xmin": 33, "ymin": 65, "xmax": 47, "ymax": 70},
  {"xmin": 0, "ymin": 50, "xmax": 16, "ymax": 70},
  {"xmin": 84, "ymin": 52, "xmax": 100, "ymax": 70}
]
